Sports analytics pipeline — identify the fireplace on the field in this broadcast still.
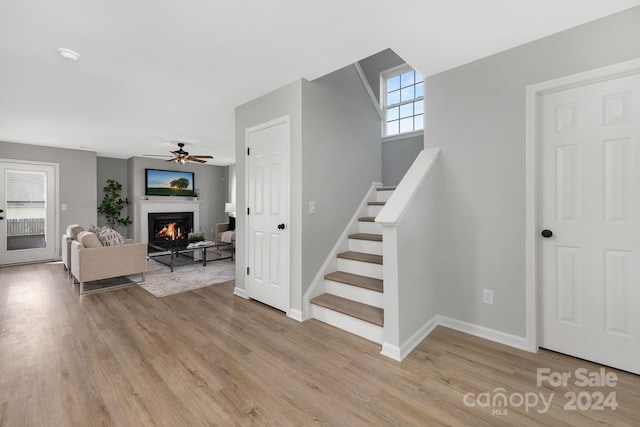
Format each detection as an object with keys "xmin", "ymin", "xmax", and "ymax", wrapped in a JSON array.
[{"xmin": 148, "ymin": 212, "xmax": 194, "ymax": 248}]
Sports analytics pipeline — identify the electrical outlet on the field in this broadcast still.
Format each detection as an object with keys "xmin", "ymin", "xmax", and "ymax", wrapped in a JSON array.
[
  {"xmin": 309, "ymin": 201, "xmax": 316, "ymax": 214},
  {"xmin": 483, "ymin": 289, "xmax": 494, "ymax": 305},
  {"xmin": 61, "ymin": 204, "xmax": 67, "ymax": 211}
]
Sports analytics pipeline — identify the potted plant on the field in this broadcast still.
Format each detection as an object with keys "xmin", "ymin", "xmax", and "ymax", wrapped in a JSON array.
[{"xmin": 98, "ymin": 179, "xmax": 132, "ymax": 230}]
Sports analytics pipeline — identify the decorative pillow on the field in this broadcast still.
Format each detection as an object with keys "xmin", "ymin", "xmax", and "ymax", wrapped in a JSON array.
[
  {"xmin": 66, "ymin": 224, "xmax": 85, "ymax": 240},
  {"xmin": 98, "ymin": 227, "xmax": 125, "ymax": 246},
  {"xmin": 77, "ymin": 231, "xmax": 102, "ymax": 248},
  {"xmin": 228, "ymin": 216, "xmax": 236, "ymax": 231},
  {"xmin": 87, "ymin": 224, "xmax": 103, "ymax": 234}
]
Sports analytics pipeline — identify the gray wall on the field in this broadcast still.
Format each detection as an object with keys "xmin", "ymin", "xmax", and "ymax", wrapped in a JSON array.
[
  {"xmin": 382, "ymin": 135, "xmax": 424, "ymax": 186},
  {"xmin": 301, "ymin": 64, "xmax": 381, "ymax": 295},
  {"xmin": 96, "ymin": 157, "xmax": 129, "ymax": 233},
  {"xmin": 424, "ymin": 6, "xmax": 640, "ymax": 337},
  {"xmin": 0, "ymin": 141, "xmax": 97, "ymax": 257},
  {"xmin": 126, "ymin": 156, "xmax": 229, "ymax": 242},
  {"xmin": 359, "ymin": 48, "xmax": 405, "ymax": 102},
  {"xmin": 235, "ymin": 80, "xmax": 303, "ymax": 298}
]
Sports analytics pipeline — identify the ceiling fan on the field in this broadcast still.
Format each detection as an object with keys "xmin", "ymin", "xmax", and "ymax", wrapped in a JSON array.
[{"xmin": 143, "ymin": 142, "xmax": 213, "ymax": 164}]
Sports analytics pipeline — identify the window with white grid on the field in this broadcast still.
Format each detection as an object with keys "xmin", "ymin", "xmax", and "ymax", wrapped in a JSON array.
[{"xmin": 382, "ymin": 66, "xmax": 424, "ymax": 136}]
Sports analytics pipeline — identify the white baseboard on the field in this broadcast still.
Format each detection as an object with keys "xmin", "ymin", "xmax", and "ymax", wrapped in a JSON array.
[
  {"xmin": 437, "ymin": 315, "xmax": 528, "ymax": 351},
  {"xmin": 381, "ymin": 315, "xmax": 439, "ymax": 361},
  {"xmin": 233, "ymin": 287, "xmax": 248, "ymax": 299},
  {"xmin": 380, "ymin": 315, "xmax": 526, "ymax": 362},
  {"xmin": 287, "ymin": 308, "xmax": 304, "ymax": 322}
]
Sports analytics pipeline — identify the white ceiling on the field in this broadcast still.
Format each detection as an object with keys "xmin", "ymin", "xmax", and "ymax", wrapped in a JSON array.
[{"xmin": 1, "ymin": 1, "xmax": 639, "ymax": 165}]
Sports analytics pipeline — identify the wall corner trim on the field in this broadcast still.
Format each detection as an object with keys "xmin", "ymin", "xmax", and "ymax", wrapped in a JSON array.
[
  {"xmin": 233, "ymin": 287, "xmax": 249, "ymax": 299},
  {"xmin": 382, "ymin": 315, "xmax": 439, "ymax": 361},
  {"xmin": 287, "ymin": 309, "xmax": 304, "ymax": 322}
]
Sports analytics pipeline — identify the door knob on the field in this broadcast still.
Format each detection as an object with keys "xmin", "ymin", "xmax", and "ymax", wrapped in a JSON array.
[
  {"xmin": 0, "ymin": 217, "xmax": 3, "ymax": 220},
  {"xmin": 541, "ymin": 229, "xmax": 553, "ymax": 238},
  {"xmin": 277, "ymin": 223, "xmax": 286, "ymax": 230}
]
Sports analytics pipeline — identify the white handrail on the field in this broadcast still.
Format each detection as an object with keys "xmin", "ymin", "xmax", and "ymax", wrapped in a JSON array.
[{"xmin": 376, "ymin": 148, "xmax": 440, "ymax": 226}]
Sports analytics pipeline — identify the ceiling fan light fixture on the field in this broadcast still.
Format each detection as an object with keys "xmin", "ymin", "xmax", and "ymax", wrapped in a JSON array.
[{"xmin": 57, "ymin": 48, "xmax": 80, "ymax": 61}]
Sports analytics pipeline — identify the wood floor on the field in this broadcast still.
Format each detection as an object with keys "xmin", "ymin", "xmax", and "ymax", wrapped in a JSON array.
[{"xmin": 1, "ymin": 262, "xmax": 639, "ymax": 426}]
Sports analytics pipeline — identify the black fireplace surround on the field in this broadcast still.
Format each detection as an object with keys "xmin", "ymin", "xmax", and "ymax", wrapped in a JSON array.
[{"xmin": 148, "ymin": 212, "xmax": 194, "ymax": 248}]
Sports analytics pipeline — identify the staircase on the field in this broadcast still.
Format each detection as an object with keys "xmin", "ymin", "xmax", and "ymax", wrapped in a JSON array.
[{"xmin": 309, "ymin": 186, "xmax": 395, "ymax": 343}]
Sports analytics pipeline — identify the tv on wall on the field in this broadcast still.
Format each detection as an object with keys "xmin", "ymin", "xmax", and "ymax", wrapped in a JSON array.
[{"xmin": 145, "ymin": 169, "xmax": 195, "ymax": 197}]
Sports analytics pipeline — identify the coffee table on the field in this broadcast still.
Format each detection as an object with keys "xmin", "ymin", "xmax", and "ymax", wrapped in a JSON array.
[{"xmin": 148, "ymin": 241, "xmax": 233, "ymax": 272}]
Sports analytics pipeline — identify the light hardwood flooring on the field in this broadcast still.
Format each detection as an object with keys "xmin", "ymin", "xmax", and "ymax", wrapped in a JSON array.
[{"xmin": 1, "ymin": 262, "xmax": 639, "ymax": 426}]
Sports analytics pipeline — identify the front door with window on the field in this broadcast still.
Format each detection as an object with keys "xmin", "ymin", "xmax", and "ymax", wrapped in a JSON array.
[
  {"xmin": 0, "ymin": 161, "xmax": 56, "ymax": 265},
  {"xmin": 539, "ymin": 72, "xmax": 640, "ymax": 374}
]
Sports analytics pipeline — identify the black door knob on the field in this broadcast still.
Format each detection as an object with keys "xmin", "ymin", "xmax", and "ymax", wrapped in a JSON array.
[
  {"xmin": 0, "ymin": 217, "xmax": 3, "ymax": 220},
  {"xmin": 277, "ymin": 223, "xmax": 286, "ymax": 230},
  {"xmin": 541, "ymin": 229, "xmax": 553, "ymax": 238}
]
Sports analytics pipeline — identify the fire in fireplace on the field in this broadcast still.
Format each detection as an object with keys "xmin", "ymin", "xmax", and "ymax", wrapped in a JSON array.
[
  {"xmin": 148, "ymin": 212, "xmax": 193, "ymax": 248},
  {"xmin": 155, "ymin": 222, "xmax": 185, "ymax": 241}
]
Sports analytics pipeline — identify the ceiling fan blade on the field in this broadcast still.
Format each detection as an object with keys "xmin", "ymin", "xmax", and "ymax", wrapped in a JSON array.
[
  {"xmin": 188, "ymin": 155, "xmax": 213, "ymax": 159},
  {"xmin": 188, "ymin": 158, "xmax": 207, "ymax": 163},
  {"xmin": 165, "ymin": 158, "xmax": 177, "ymax": 162}
]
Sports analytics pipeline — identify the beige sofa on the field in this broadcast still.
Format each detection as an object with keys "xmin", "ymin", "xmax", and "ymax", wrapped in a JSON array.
[
  {"xmin": 71, "ymin": 233, "xmax": 147, "ymax": 295},
  {"xmin": 62, "ymin": 224, "xmax": 85, "ymax": 277}
]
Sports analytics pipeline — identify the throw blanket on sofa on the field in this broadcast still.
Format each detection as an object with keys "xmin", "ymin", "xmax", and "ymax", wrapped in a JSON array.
[{"xmin": 221, "ymin": 231, "xmax": 235, "ymax": 243}]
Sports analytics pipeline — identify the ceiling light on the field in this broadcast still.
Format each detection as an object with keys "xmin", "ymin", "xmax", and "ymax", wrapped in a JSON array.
[{"xmin": 57, "ymin": 48, "xmax": 80, "ymax": 61}]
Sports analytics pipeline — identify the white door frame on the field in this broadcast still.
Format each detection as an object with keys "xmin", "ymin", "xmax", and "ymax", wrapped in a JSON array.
[
  {"xmin": 0, "ymin": 158, "xmax": 60, "ymax": 264},
  {"xmin": 525, "ymin": 58, "xmax": 640, "ymax": 352},
  {"xmin": 244, "ymin": 115, "xmax": 291, "ymax": 314}
]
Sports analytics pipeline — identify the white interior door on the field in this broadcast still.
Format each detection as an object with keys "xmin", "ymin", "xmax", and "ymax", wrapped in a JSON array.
[
  {"xmin": 246, "ymin": 117, "xmax": 290, "ymax": 312},
  {"xmin": 540, "ymin": 73, "xmax": 640, "ymax": 374},
  {"xmin": 0, "ymin": 160, "xmax": 57, "ymax": 265}
]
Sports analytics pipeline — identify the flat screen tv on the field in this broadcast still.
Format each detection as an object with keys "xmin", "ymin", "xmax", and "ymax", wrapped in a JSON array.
[{"xmin": 145, "ymin": 169, "xmax": 195, "ymax": 197}]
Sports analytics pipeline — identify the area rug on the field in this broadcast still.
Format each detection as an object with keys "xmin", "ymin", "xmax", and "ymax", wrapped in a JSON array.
[{"xmin": 139, "ymin": 258, "xmax": 236, "ymax": 298}]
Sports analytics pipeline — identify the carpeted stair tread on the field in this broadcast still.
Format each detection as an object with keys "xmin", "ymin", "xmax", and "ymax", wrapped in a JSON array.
[
  {"xmin": 324, "ymin": 271, "xmax": 383, "ymax": 293},
  {"xmin": 358, "ymin": 217, "xmax": 376, "ymax": 222},
  {"xmin": 337, "ymin": 251, "xmax": 383, "ymax": 265},
  {"xmin": 376, "ymin": 186, "xmax": 397, "ymax": 191},
  {"xmin": 368, "ymin": 201, "xmax": 386, "ymax": 206},
  {"xmin": 349, "ymin": 233, "xmax": 382, "ymax": 242},
  {"xmin": 311, "ymin": 294, "xmax": 384, "ymax": 326}
]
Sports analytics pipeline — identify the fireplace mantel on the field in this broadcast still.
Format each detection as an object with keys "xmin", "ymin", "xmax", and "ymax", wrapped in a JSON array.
[{"xmin": 135, "ymin": 199, "xmax": 201, "ymax": 244}]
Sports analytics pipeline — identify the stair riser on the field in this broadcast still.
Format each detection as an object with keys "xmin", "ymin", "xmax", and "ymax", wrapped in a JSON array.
[
  {"xmin": 368, "ymin": 205, "xmax": 384, "ymax": 217},
  {"xmin": 376, "ymin": 190, "xmax": 394, "ymax": 203},
  {"xmin": 310, "ymin": 304, "xmax": 384, "ymax": 344},
  {"xmin": 348, "ymin": 239, "xmax": 382, "ymax": 256},
  {"xmin": 338, "ymin": 258, "xmax": 383, "ymax": 279},
  {"xmin": 325, "ymin": 280, "xmax": 384, "ymax": 308},
  {"xmin": 358, "ymin": 221, "xmax": 382, "ymax": 235}
]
